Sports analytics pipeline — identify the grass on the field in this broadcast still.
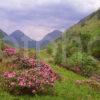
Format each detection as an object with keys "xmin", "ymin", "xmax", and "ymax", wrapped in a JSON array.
[
  {"xmin": 0, "ymin": 49, "xmax": 100, "ymax": 100},
  {"xmin": 0, "ymin": 63, "xmax": 100, "ymax": 100}
]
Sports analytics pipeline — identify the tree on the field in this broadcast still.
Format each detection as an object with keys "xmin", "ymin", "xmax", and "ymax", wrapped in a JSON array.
[
  {"xmin": 91, "ymin": 39, "xmax": 100, "ymax": 59},
  {"xmin": 54, "ymin": 42, "xmax": 63, "ymax": 65},
  {"xmin": 47, "ymin": 45, "xmax": 53, "ymax": 55},
  {"xmin": 0, "ymin": 39, "xmax": 5, "ymax": 50},
  {"xmin": 80, "ymin": 32, "xmax": 91, "ymax": 53}
]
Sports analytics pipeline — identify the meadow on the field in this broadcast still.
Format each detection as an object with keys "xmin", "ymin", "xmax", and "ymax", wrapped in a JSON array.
[{"xmin": 0, "ymin": 47, "xmax": 100, "ymax": 100}]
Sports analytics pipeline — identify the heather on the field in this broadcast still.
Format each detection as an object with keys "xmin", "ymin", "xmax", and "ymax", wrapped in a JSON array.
[{"xmin": 0, "ymin": 46, "xmax": 58, "ymax": 95}]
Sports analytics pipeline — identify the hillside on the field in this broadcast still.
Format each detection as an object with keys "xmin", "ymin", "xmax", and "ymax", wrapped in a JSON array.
[
  {"xmin": 9, "ymin": 30, "xmax": 36, "ymax": 48},
  {"xmin": 0, "ymin": 54, "xmax": 99, "ymax": 99},
  {"xmin": 65, "ymin": 9, "xmax": 100, "ymax": 37},
  {"xmin": 50, "ymin": 9, "xmax": 100, "ymax": 56},
  {"xmin": 38, "ymin": 30, "xmax": 62, "ymax": 48},
  {"xmin": 0, "ymin": 29, "xmax": 7, "ymax": 39},
  {"xmin": 45, "ymin": 9, "xmax": 100, "ymax": 78}
]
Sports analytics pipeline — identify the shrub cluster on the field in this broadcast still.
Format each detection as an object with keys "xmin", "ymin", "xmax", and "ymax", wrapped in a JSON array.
[
  {"xmin": 2, "ymin": 64, "xmax": 58, "ymax": 95},
  {"xmin": 67, "ymin": 52, "xmax": 98, "ymax": 77},
  {"xmin": 3, "ymin": 47, "xmax": 16, "ymax": 56},
  {"xmin": 1, "ymin": 47, "xmax": 58, "ymax": 95},
  {"xmin": 15, "ymin": 56, "xmax": 36, "ymax": 69}
]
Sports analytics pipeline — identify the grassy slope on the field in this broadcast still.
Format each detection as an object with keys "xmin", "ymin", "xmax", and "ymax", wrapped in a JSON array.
[
  {"xmin": 0, "ymin": 51, "xmax": 100, "ymax": 100},
  {"xmin": 66, "ymin": 9, "xmax": 100, "ymax": 37},
  {"xmin": 0, "ymin": 46, "xmax": 100, "ymax": 100},
  {"xmin": 52, "ymin": 9, "xmax": 100, "ymax": 47},
  {"xmin": 0, "ymin": 64, "xmax": 100, "ymax": 100}
]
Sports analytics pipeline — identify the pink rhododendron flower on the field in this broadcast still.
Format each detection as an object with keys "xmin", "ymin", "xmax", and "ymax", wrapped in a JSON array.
[
  {"xmin": 2, "ymin": 56, "xmax": 58, "ymax": 95},
  {"xmin": 4, "ymin": 72, "xmax": 16, "ymax": 78},
  {"xmin": 3, "ymin": 47, "xmax": 16, "ymax": 56}
]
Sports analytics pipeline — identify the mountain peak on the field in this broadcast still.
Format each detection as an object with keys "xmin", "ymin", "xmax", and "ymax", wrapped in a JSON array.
[
  {"xmin": 45, "ymin": 30, "xmax": 62, "ymax": 38},
  {"xmin": 38, "ymin": 30, "xmax": 62, "ymax": 48},
  {"xmin": 10, "ymin": 30, "xmax": 25, "ymax": 38},
  {"xmin": 14, "ymin": 30, "xmax": 23, "ymax": 32},
  {"xmin": 12, "ymin": 30, "xmax": 24, "ymax": 35},
  {"xmin": 52, "ymin": 30, "xmax": 62, "ymax": 33}
]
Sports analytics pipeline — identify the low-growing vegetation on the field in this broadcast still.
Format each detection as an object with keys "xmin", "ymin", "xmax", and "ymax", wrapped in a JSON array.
[{"xmin": 0, "ymin": 46, "xmax": 58, "ymax": 96}]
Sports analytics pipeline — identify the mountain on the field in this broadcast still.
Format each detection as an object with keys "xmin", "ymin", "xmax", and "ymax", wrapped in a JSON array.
[
  {"xmin": 38, "ymin": 30, "xmax": 62, "ymax": 48},
  {"xmin": 2, "ymin": 29, "xmax": 62, "ymax": 49},
  {"xmin": 3, "ymin": 30, "xmax": 36, "ymax": 48},
  {"xmin": 52, "ymin": 9, "xmax": 100, "ymax": 45},
  {"xmin": 65, "ymin": 9, "xmax": 100, "ymax": 37},
  {"xmin": 47, "ymin": 9, "xmax": 100, "ymax": 59},
  {"xmin": 8, "ymin": 30, "xmax": 62, "ymax": 49},
  {"xmin": 0, "ymin": 29, "xmax": 7, "ymax": 39},
  {"xmin": 9, "ymin": 30, "xmax": 36, "ymax": 48}
]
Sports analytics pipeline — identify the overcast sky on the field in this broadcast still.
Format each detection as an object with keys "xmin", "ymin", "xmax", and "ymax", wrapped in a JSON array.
[{"xmin": 0, "ymin": 0, "xmax": 100, "ymax": 40}]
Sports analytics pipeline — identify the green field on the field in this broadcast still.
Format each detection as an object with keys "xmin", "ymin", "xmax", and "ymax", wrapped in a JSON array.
[{"xmin": 0, "ymin": 62, "xmax": 100, "ymax": 100}]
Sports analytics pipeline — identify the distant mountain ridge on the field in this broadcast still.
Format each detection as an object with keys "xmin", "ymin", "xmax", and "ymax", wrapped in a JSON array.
[
  {"xmin": 38, "ymin": 30, "xmax": 62, "ymax": 48},
  {"xmin": 9, "ymin": 30, "xmax": 36, "ymax": 48},
  {"xmin": 48, "ymin": 9, "xmax": 100, "ymax": 54},
  {"xmin": 0, "ymin": 29, "xmax": 62, "ymax": 48}
]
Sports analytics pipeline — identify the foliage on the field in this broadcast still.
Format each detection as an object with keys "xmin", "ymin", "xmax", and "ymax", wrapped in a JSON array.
[
  {"xmin": 1, "ymin": 62, "xmax": 58, "ymax": 95},
  {"xmin": 97, "ymin": 9, "xmax": 100, "ymax": 19},
  {"xmin": 80, "ymin": 32, "xmax": 91, "ymax": 53},
  {"xmin": 3, "ymin": 47, "xmax": 16, "ymax": 56},
  {"xmin": 54, "ymin": 42, "xmax": 63, "ymax": 65},
  {"xmin": 67, "ymin": 52, "xmax": 98, "ymax": 77},
  {"xmin": 14, "ymin": 56, "xmax": 36, "ymax": 69},
  {"xmin": 65, "ymin": 40, "xmax": 80, "ymax": 57},
  {"xmin": 0, "ymin": 39, "xmax": 5, "ymax": 50},
  {"xmin": 0, "ymin": 50, "xmax": 3, "ymax": 62},
  {"xmin": 91, "ymin": 39, "xmax": 100, "ymax": 59},
  {"xmin": 75, "ymin": 79, "xmax": 100, "ymax": 91},
  {"xmin": 46, "ymin": 45, "xmax": 53, "ymax": 55}
]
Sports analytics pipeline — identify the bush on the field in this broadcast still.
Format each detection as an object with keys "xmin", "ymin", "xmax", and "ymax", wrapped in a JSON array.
[
  {"xmin": 0, "ymin": 50, "xmax": 3, "ymax": 62},
  {"xmin": 91, "ymin": 40, "xmax": 100, "ymax": 59},
  {"xmin": 1, "ymin": 62, "xmax": 58, "ymax": 95},
  {"xmin": 65, "ymin": 40, "xmax": 80, "ymax": 57},
  {"xmin": 14, "ymin": 56, "xmax": 36, "ymax": 69},
  {"xmin": 80, "ymin": 33, "xmax": 91, "ymax": 53},
  {"xmin": 75, "ymin": 79, "xmax": 100, "ymax": 91},
  {"xmin": 54, "ymin": 43, "xmax": 63, "ymax": 65},
  {"xmin": 3, "ymin": 47, "xmax": 16, "ymax": 56},
  {"xmin": 46, "ymin": 45, "xmax": 53, "ymax": 55},
  {"xmin": 67, "ymin": 52, "xmax": 98, "ymax": 77},
  {"xmin": 0, "ymin": 39, "xmax": 5, "ymax": 50}
]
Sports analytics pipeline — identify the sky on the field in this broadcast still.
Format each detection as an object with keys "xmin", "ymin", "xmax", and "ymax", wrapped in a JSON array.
[{"xmin": 0, "ymin": 0, "xmax": 100, "ymax": 40}]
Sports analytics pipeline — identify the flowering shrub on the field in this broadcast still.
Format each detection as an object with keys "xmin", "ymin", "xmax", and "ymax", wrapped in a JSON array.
[
  {"xmin": 1, "ymin": 62, "xmax": 58, "ymax": 95},
  {"xmin": 3, "ymin": 72, "xmax": 16, "ymax": 78},
  {"xmin": 14, "ymin": 56, "xmax": 36, "ymax": 69},
  {"xmin": 75, "ymin": 79, "xmax": 100, "ymax": 91},
  {"xmin": 3, "ymin": 47, "xmax": 16, "ymax": 56}
]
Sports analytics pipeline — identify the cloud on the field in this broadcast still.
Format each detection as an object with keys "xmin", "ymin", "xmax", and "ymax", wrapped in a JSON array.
[
  {"xmin": 0, "ymin": 0, "xmax": 100, "ymax": 40},
  {"xmin": 0, "ymin": 0, "xmax": 99, "ymax": 11}
]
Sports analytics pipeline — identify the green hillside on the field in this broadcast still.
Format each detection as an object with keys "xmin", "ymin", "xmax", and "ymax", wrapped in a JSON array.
[
  {"xmin": 45, "ymin": 9, "xmax": 100, "ymax": 77},
  {"xmin": 0, "ymin": 57, "xmax": 100, "ymax": 100},
  {"xmin": 65, "ymin": 9, "xmax": 100, "ymax": 37}
]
